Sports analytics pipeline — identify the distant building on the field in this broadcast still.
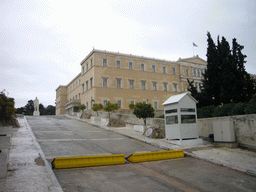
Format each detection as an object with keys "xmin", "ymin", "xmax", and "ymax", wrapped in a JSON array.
[{"xmin": 55, "ymin": 49, "xmax": 207, "ymax": 115}]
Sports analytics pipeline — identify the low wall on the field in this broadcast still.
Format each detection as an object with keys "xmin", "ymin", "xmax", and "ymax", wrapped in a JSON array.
[
  {"xmin": 198, "ymin": 114, "xmax": 256, "ymax": 150},
  {"xmin": 87, "ymin": 110, "xmax": 165, "ymax": 130},
  {"xmin": 85, "ymin": 110, "xmax": 256, "ymax": 150}
]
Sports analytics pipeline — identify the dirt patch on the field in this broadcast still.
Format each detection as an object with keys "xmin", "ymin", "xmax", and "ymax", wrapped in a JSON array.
[{"xmin": 35, "ymin": 156, "xmax": 45, "ymax": 166}]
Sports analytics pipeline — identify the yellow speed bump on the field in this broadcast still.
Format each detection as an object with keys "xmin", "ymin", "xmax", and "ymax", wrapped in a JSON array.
[
  {"xmin": 52, "ymin": 154, "xmax": 125, "ymax": 169},
  {"xmin": 127, "ymin": 150, "xmax": 184, "ymax": 163}
]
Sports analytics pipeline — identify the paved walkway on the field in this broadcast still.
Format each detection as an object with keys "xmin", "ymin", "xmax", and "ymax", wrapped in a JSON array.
[
  {"xmin": 0, "ymin": 117, "xmax": 62, "ymax": 192},
  {"xmin": 76, "ymin": 116, "xmax": 256, "ymax": 177}
]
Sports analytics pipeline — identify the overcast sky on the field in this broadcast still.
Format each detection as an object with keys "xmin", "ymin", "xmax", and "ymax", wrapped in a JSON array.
[{"xmin": 1, "ymin": 0, "xmax": 255, "ymax": 108}]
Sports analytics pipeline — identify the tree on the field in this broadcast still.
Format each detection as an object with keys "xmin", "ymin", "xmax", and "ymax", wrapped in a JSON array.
[
  {"xmin": 92, "ymin": 103, "xmax": 103, "ymax": 116},
  {"xmin": 74, "ymin": 106, "xmax": 80, "ymax": 112},
  {"xmin": 46, "ymin": 105, "xmax": 55, "ymax": 115},
  {"xmin": 133, "ymin": 102, "xmax": 155, "ymax": 125},
  {"xmin": 0, "ymin": 90, "xmax": 16, "ymax": 125},
  {"xmin": 103, "ymin": 102, "xmax": 119, "ymax": 118},
  {"xmin": 39, "ymin": 103, "xmax": 46, "ymax": 115},
  {"xmin": 129, "ymin": 103, "xmax": 135, "ymax": 110},
  {"xmin": 24, "ymin": 100, "xmax": 34, "ymax": 115},
  {"xmin": 16, "ymin": 107, "xmax": 25, "ymax": 114},
  {"xmin": 201, "ymin": 32, "xmax": 255, "ymax": 106},
  {"xmin": 79, "ymin": 104, "xmax": 86, "ymax": 112}
]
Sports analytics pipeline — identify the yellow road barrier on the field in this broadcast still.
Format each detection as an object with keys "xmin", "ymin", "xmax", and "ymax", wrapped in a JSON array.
[
  {"xmin": 127, "ymin": 150, "xmax": 184, "ymax": 163},
  {"xmin": 52, "ymin": 154, "xmax": 125, "ymax": 169}
]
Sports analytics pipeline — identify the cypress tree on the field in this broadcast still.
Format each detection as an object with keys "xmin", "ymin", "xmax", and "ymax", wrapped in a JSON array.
[{"xmin": 201, "ymin": 32, "xmax": 255, "ymax": 106}]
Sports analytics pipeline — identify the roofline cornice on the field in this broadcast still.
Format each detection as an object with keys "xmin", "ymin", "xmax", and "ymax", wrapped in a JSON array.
[{"xmin": 80, "ymin": 49, "xmax": 177, "ymax": 65}]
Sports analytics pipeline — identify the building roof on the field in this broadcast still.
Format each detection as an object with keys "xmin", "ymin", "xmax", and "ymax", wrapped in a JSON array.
[{"xmin": 162, "ymin": 92, "xmax": 198, "ymax": 106}]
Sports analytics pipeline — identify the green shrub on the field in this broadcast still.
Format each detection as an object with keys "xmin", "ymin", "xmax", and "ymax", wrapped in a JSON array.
[
  {"xmin": 79, "ymin": 104, "xmax": 86, "ymax": 111},
  {"xmin": 103, "ymin": 102, "xmax": 119, "ymax": 118},
  {"xmin": 0, "ymin": 90, "xmax": 16, "ymax": 124},
  {"xmin": 197, "ymin": 105, "xmax": 216, "ymax": 118},
  {"xmin": 213, "ymin": 103, "xmax": 235, "ymax": 117},
  {"xmin": 230, "ymin": 102, "xmax": 246, "ymax": 115},
  {"xmin": 245, "ymin": 94, "xmax": 256, "ymax": 114},
  {"xmin": 92, "ymin": 103, "xmax": 103, "ymax": 116}
]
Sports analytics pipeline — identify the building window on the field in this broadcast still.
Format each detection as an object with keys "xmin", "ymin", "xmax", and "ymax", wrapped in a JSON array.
[
  {"xmin": 116, "ymin": 78, "xmax": 122, "ymax": 88},
  {"xmin": 91, "ymin": 58, "xmax": 93, "ymax": 68},
  {"xmin": 86, "ymin": 63, "xmax": 88, "ymax": 71},
  {"xmin": 82, "ymin": 66, "xmax": 84, "ymax": 74},
  {"xmin": 86, "ymin": 81, "xmax": 88, "ymax": 91},
  {"xmin": 103, "ymin": 100, "xmax": 108, "ymax": 106},
  {"xmin": 186, "ymin": 68, "xmax": 189, "ymax": 76},
  {"xmin": 82, "ymin": 84, "xmax": 84, "ymax": 93},
  {"xmin": 103, "ymin": 58, "xmax": 107, "ymax": 67},
  {"xmin": 116, "ymin": 60, "xmax": 121, "ymax": 68},
  {"xmin": 141, "ymin": 63, "xmax": 145, "ymax": 71},
  {"xmin": 152, "ymin": 65, "xmax": 156, "ymax": 72},
  {"xmin": 86, "ymin": 102, "xmax": 88, "ymax": 110},
  {"xmin": 173, "ymin": 84, "xmax": 178, "ymax": 92},
  {"xmin": 163, "ymin": 83, "xmax": 168, "ymax": 91},
  {"xmin": 129, "ymin": 80, "xmax": 134, "ymax": 89},
  {"xmin": 102, "ymin": 78, "xmax": 108, "ymax": 87},
  {"xmin": 129, "ymin": 62, "xmax": 133, "ymax": 70},
  {"xmin": 141, "ymin": 81, "xmax": 146, "ymax": 90},
  {"xmin": 90, "ymin": 77, "xmax": 93, "ymax": 88},
  {"xmin": 153, "ymin": 82, "xmax": 157, "ymax": 91},
  {"xmin": 154, "ymin": 102, "xmax": 158, "ymax": 109},
  {"xmin": 163, "ymin": 66, "xmax": 166, "ymax": 74},
  {"xmin": 193, "ymin": 68, "xmax": 197, "ymax": 76},
  {"xmin": 117, "ymin": 100, "xmax": 122, "ymax": 108},
  {"xmin": 142, "ymin": 101, "xmax": 147, "ymax": 104},
  {"xmin": 172, "ymin": 67, "xmax": 176, "ymax": 75},
  {"xmin": 197, "ymin": 69, "xmax": 201, "ymax": 77},
  {"xmin": 130, "ymin": 101, "xmax": 135, "ymax": 104},
  {"xmin": 79, "ymin": 79, "xmax": 80, "ymax": 85}
]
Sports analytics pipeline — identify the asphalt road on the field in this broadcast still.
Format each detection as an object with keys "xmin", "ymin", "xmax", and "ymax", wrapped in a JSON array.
[{"xmin": 26, "ymin": 116, "xmax": 256, "ymax": 192}]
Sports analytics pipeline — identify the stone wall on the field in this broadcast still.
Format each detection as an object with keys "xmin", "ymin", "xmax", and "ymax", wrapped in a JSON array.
[{"xmin": 198, "ymin": 114, "xmax": 256, "ymax": 150}]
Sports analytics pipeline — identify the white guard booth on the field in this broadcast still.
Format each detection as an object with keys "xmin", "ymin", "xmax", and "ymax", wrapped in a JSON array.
[{"xmin": 163, "ymin": 92, "xmax": 202, "ymax": 145}]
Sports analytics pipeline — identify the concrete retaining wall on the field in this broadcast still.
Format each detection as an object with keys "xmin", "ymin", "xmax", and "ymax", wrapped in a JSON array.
[{"xmin": 198, "ymin": 114, "xmax": 256, "ymax": 150}]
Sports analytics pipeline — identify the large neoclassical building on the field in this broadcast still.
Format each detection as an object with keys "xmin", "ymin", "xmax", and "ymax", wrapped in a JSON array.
[{"xmin": 55, "ymin": 49, "xmax": 207, "ymax": 115}]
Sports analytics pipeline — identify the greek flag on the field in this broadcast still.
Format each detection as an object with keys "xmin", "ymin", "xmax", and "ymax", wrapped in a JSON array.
[{"xmin": 193, "ymin": 42, "xmax": 198, "ymax": 47}]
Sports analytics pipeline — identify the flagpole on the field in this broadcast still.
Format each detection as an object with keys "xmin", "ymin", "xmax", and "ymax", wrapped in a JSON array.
[{"xmin": 193, "ymin": 44, "xmax": 194, "ymax": 56}]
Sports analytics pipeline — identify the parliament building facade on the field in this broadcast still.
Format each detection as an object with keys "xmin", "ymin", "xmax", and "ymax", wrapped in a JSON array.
[{"xmin": 55, "ymin": 49, "xmax": 207, "ymax": 115}]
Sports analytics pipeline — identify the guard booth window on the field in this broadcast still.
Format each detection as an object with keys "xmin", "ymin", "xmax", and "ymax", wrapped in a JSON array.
[
  {"xmin": 180, "ymin": 108, "xmax": 195, "ymax": 112},
  {"xmin": 165, "ymin": 109, "xmax": 177, "ymax": 114},
  {"xmin": 181, "ymin": 115, "xmax": 196, "ymax": 124},
  {"xmin": 166, "ymin": 115, "xmax": 178, "ymax": 124}
]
